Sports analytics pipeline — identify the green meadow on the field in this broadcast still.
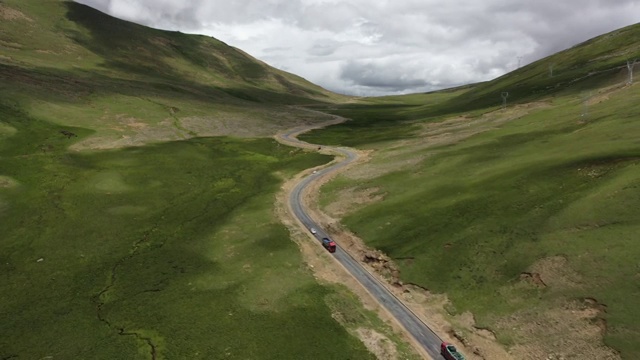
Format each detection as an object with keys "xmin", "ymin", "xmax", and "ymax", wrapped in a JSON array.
[
  {"xmin": 0, "ymin": 1, "xmax": 420, "ymax": 358},
  {"xmin": 0, "ymin": 105, "xmax": 386, "ymax": 359},
  {"xmin": 302, "ymin": 24, "xmax": 640, "ymax": 359}
]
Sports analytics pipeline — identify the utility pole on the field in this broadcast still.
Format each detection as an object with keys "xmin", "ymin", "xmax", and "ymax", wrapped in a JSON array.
[
  {"xmin": 548, "ymin": 63, "xmax": 555, "ymax": 78},
  {"xmin": 501, "ymin": 92, "xmax": 509, "ymax": 110},
  {"xmin": 627, "ymin": 59, "xmax": 637, "ymax": 85},
  {"xmin": 581, "ymin": 91, "xmax": 591, "ymax": 120}
]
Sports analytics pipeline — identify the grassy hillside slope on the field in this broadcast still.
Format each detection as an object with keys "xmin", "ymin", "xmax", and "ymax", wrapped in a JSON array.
[
  {"xmin": 303, "ymin": 23, "xmax": 639, "ymax": 147},
  {"xmin": 0, "ymin": 1, "xmax": 419, "ymax": 359},
  {"xmin": 1, "ymin": 0, "xmax": 340, "ymax": 101},
  {"xmin": 0, "ymin": 107, "xmax": 372, "ymax": 359},
  {"xmin": 303, "ymin": 23, "xmax": 640, "ymax": 359},
  {"xmin": 0, "ymin": 0, "xmax": 350, "ymax": 149}
]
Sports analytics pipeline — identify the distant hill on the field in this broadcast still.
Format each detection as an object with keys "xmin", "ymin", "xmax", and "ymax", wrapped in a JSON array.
[
  {"xmin": 309, "ymin": 23, "xmax": 640, "ymax": 149},
  {"xmin": 298, "ymin": 20, "xmax": 640, "ymax": 360},
  {"xmin": 0, "ymin": 0, "xmax": 344, "ymax": 106},
  {"xmin": 0, "ymin": 0, "xmax": 353, "ymax": 150},
  {"xmin": 440, "ymin": 22, "xmax": 640, "ymax": 113}
]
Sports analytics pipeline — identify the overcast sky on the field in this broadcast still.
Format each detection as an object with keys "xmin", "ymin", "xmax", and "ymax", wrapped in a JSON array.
[{"xmin": 75, "ymin": 0, "xmax": 640, "ymax": 96}]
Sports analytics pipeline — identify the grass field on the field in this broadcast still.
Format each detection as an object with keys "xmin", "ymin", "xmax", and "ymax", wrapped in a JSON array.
[
  {"xmin": 307, "ymin": 74, "xmax": 640, "ymax": 359},
  {"xmin": 301, "ymin": 24, "xmax": 640, "ymax": 359},
  {"xmin": 0, "ymin": 103, "xmax": 388, "ymax": 359},
  {"xmin": 0, "ymin": 2, "xmax": 409, "ymax": 358},
  {"xmin": 298, "ymin": 88, "xmax": 468, "ymax": 147},
  {"xmin": 0, "ymin": 1, "xmax": 432, "ymax": 357}
]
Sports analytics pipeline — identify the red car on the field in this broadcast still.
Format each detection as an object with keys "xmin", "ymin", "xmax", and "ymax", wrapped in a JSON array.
[
  {"xmin": 321, "ymin": 237, "xmax": 336, "ymax": 253},
  {"xmin": 441, "ymin": 342, "xmax": 465, "ymax": 360}
]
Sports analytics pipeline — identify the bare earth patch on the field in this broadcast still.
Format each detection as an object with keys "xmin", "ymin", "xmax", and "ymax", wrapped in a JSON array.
[
  {"xmin": 495, "ymin": 256, "xmax": 619, "ymax": 360},
  {"xmin": 355, "ymin": 328, "xmax": 399, "ymax": 360},
  {"xmin": 115, "ymin": 114, "xmax": 149, "ymax": 130},
  {"xmin": 586, "ymin": 81, "xmax": 635, "ymax": 106},
  {"xmin": 71, "ymin": 106, "xmax": 339, "ymax": 151},
  {"xmin": 324, "ymin": 186, "xmax": 385, "ymax": 217},
  {"xmin": 527, "ymin": 256, "xmax": 583, "ymax": 290},
  {"xmin": 496, "ymin": 299, "xmax": 618, "ymax": 360},
  {"xmin": 0, "ymin": 175, "xmax": 19, "ymax": 188},
  {"xmin": 0, "ymin": 4, "xmax": 32, "ymax": 22}
]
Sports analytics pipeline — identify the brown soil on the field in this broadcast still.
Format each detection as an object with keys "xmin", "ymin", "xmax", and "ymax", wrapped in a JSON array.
[
  {"xmin": 527, "ymin": 256, "xmax": 583, "ymax": 290},
  {"xmin": 586, "ymin": 78, "xmax": 639, "ymax": 106},
  {"xmin": 71, "ymin": 106, "xmax": 338, "ymax": 151},
  {"xmin": 115, "ymin": 114, "xmax": 149, "ymax": 130},
  {"xmin": 0, "ymin": 4, "xmax": 32, "ymax": 22},
  {"xmin": 355, "ymin": 328, "xmax": 399, "ymax": 360},
  {"xmin": 0, "ymin": 175, "xmax": 19, "ymax": 188},
  {"xmin": 494, "ymin": 256, "xmax": 619, "ymax": 360},
  {"xmin": 495, "ymin": 298, "xmax": 618, "ymax": 360},
  {"xmin": 519, "ymin": 272, "xmax": 547, "ymax": 288}
]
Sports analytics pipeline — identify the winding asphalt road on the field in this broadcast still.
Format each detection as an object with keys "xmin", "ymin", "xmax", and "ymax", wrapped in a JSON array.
[{"xmin": 280, "ymin": 126, "xmax": 444, "ymax": 360}]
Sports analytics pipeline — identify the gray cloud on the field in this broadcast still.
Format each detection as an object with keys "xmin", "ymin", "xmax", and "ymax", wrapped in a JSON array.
[
  {"xmin": 341, "ymin": 60, "xmax": 429, "ymax": 89},
  {"xmin": 307, "ymin": 40, "xmax": 341, "ymax": 57},
  {"xmin": 75, "ymin": 0, "xmax": 640, "ymax": 96}
]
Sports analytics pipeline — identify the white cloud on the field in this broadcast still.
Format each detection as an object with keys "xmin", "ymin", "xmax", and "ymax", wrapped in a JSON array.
[{"xmin": 75, "ymin": 0, "xmax": 640, "ymax": 95}]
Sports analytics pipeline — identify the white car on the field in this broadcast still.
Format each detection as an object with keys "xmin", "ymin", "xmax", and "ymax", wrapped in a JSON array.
[{"xmin": 310, "ymin": 228, "xmax": 317, "ymax": 234}]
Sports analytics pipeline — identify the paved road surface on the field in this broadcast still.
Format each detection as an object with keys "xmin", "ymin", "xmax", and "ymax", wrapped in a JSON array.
[{"xmin": 280, "ymin": 128, "xmax": 444, "ymax": 359}]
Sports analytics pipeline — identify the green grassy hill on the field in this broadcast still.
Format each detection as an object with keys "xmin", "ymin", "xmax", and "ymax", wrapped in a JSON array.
[
  {"xmin": 0, "ymin": 0, "xmax": 349, "ymax": 150},
  {"xmin": 0, "ymin": 1, "xmax": 419, "ymax": 360},
  {"xmin": 1, "ymin": 0, "xmax": 340, "ymax": 102},
  {"xmin": 302, "ymin": 23, "xmax": 640, "ymax": 359},
  {"xmin": 445, "ymin": 23, "xmax": 640, "ymax": 112},
  {"xmin": 303, "ymin": 23, "xmax": 640, "ymax": 148}
]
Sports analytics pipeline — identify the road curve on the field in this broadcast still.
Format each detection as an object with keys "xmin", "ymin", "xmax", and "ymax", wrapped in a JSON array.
[{"xmin": 279, "ymin": 126, "xmax": 444, "ymax": 359}]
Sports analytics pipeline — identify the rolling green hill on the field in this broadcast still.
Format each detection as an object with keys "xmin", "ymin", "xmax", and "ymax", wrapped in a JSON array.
[
  {"xmin": 444, "ymin": 23, "xmax": 640, "ymax": 112},
  {"xmin": 302, "ymin": 23, "xmax": 640, "ymax": 148},
  {"xmin": 302, "ymin": 23, "xmax": 640, "ymax": 359},
  {"xmin": 1, "ymin": 0, "xmax": 341, "ymax": 102},
  {"xmin": 0, "ymin": 0, "xmax": 350, "ymax": 150},
  {"xmin": 0, "ymin": 1, "xmax": 418, "ymax": 360}
]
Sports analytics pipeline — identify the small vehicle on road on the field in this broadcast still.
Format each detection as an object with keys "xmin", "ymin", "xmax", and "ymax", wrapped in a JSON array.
[
  {"xmin": 321, "ymin": 237, "xmax": 336, "ymax": 253},
  {"xmin": 441, "ymin": 342, "xmax": 465, "ymax": 360},
  {"xmin": 310, "ymin": 227, "xmax": 317, "ymax": 234}
]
